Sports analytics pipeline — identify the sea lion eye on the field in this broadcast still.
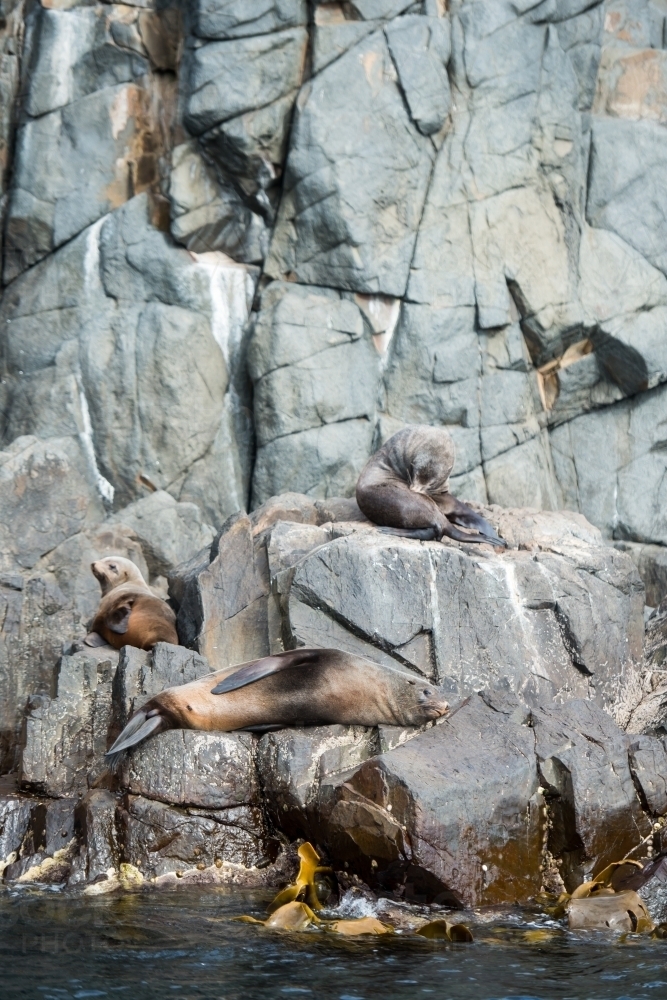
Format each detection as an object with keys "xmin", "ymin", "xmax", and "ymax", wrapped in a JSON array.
[
  {"xmin": 423, "ymin": 689, "xmax": 430, "ymax": 696},
  {"xmin": 109, "ymin": 563, "xmax": 117, "ymax": 570}
]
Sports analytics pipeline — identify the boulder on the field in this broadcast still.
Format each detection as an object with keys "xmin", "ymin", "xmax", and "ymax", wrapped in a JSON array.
[
  {"xmin": 0, "ymin": 435, "xmax": 106, "ymax": 574},
  {"xmin": 184, "ymin": 28, "xmax": 307, "ymax": 136},
  {"xmin": 266, "ymin": 29, "xmax": 436, "ymax": 296},
  {"xmin": 128, "ymin": 731, "xmax": 258, "ymax": 811},
  {"xmin": 181, "ymin": 494, "xmax": 644, "ymax": 712},
  {"xmin": 587, "ymin": 116, "xmax": 667, "ymax": 275},
  {"xmin": 193, "ymin": 1, "xmax": 308, "ymax": 40},
  {"xmin": 312, "ymin": 693, "xmax": 543, "ymax": 907},
  {"xmin": 109, "ymin": 491, "xmax": 216, "ymax": 579},
  {"xmin": 20, "ymin": 648, "xmax": 118, "ymax": 797},
  {"xmin": 248, "ymin": 282, "xmax": 381, "ymax": 503},
  {"xmin": 0, "ymin": 194, "xmax": 258, "ymax": 524},
  {"xmin": 119, "ymin": 794, "xmax": 266, "ymax": 877}
]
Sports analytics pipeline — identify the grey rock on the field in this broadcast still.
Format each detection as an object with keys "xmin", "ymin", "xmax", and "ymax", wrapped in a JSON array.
[
  {"xmin": 72, "ymin": 789, "xmax": 121, "ymax": 884},
  {"xmin": 555, "ymin": 4, "xmax": 604, "ymax": 111},
  {"xmin": 185, "ymin": 513, "xmax": 271, "ymax": 670},
  {"xmin": 0, "ymin": 195, "xmax": 258, "ymax": 523},
  {"xmin": 532, "ymin": 698, "xmax": 651, "ymax": 888},
  {"xmin": 625, "ymin": 599, "xmax": 667, "ymax": 736},
  {"xmin": 252, "ymin": 419, "xmax": 377, "ymax": 506},
  {"xmin": 188, "ymin": 494, "xmax": 644, "ymax": 711},
  {"xmin": 169, "ymin": 141, "xmax": 267, "ymax": 262},
  {"xmin": 587, "ymin": 116, "xmax": 667, "ymax": 275},
  {"xmin": 628, "ymin": 735, "xmax": 667, "ymax": 817},
  {"xmin": 550, "ymin": 383, "xmax": 667, "ymax": 546},
  {"xmin": 312, "ymin": 19, "xmax": 380, "ymax": 74},
  {"xmin": 110, "ymin": 491, "xmax": 215, "ymax": 579},
  {"xmin": 22, "ymin": 5, "xmax": 148, "ymax": 118},
  {"xmin": 614, "ymin": 542, "xmax": 667, "ymax": 609},
  {"xmin": 128, "ymin": 730, "xmax": 257, "ymax": 810},
  {"xmin": 121, "ymin": 794, "xmax": 266, "ymax": 877},
  {"xmin": 313, "ymin": 692, "xmax": 542, "ymax": 907},
  {"xmin": 184, "ymin": 28, "xmax": 307, "ymax": 135},
  {"xmin": 4, "ymin": 82, "xmax": 155, "ymax": 281},
  {"xmin": 20, "ymin": 649, "xmax": 117, "ymax": 797},
  {"xmin": 266, "ymin": 30, "xmax": 435, "ymax": 296},
  {"xmin": 193, "ymin": 0, "xmax": 308, "ymax": 40},
  {"xmin": 199, "ymin": 91, "xmax": 297, "ymax": 205},
  {"xmin": 257, "ymin": 724, "xmax": 378, "ymax": 836},
  {"xmin": 0, "ymin": 435, "xmax": 106, "ymax": 574},
  {"xmin": 247, "ymin": 282, "xmax": 382, "ymax": 502},
  {"xmin": 0, "ymin": 796, "xmax": 31, "ymax": 861},
  {"xmin": 385, "ymin": 15, "xmax": 451, "ymax": 136}
]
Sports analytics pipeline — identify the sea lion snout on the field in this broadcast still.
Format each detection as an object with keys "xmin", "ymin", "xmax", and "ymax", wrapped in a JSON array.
[{"xmin": 416, "ymin": 685, "xmax": 449, "ymax": 722}]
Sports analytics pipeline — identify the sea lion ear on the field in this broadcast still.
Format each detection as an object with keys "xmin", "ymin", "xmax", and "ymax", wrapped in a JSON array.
[{"xmin": 107, "ymin": 602, "xmax": 133, "ymax": 634}]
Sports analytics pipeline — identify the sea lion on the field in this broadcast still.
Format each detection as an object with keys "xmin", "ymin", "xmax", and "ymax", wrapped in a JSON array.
[
  {"xmin": 84, "ymin": 556, "xmax": 178, "ymax": 651},
  {"xmin": 105, "ymin": 647, "xmax": 449, "ymax": 761},
  {"xmin": 356, "ymin": 424, "xmax": 506, "ymax": 547}
]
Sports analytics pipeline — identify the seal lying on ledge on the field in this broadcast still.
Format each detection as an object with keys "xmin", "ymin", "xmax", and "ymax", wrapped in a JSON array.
[
  {"xmin": 356, "ymin": 424, "xmax": 506, "ymax": 547},
  {"xmin": 84, "ymin": 556, "xmax": 178, "ymax": 651},
  {"xmin": 106, "ymin": 647, "xmax": 449, "ymax": 761}
]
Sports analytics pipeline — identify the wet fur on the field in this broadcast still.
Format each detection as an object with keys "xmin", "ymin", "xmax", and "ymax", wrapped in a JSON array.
[
  {"xmin": 107, "ymin": 648, "xmax": 449, "ymax": 759},
  {"xmin": 356, "ymin": 424, "xmax": 506, "ymax": 547}
]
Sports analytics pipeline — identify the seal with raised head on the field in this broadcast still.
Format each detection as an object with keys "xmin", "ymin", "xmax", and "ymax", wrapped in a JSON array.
[
  {"xmin": 105, "ymin": 647, "xmax": 449, "ymax": 761},
  {"xmin": 356, "ymin": 424, "xmax": 506, "ymax": 547},
  {"xmin": 85, "ymin": 556, "xmax": 178, "ymax": 651}
]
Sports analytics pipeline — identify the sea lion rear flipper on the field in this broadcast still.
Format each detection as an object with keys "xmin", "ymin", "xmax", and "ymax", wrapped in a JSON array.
[
  {"xmin": 84, "ymin": 631, "xmax": 111, "ymax": 648},
  {"xmin": 440, "ymin": 499, "xmax": 507, "ymax": 548},
  {"xmin": 378, "ymin": 526, "xmax": 439, "ymax": 541},
  {"xmin": 105, "ymin": 709, "xmax": 165, "ymax": 758},
  {"xmin": 107, "ymin": 602, "xmax": 133, "ymax": 634},
  {"xmin": 210, "ymin": 649, "xmax": 320, "ymax": 695}
]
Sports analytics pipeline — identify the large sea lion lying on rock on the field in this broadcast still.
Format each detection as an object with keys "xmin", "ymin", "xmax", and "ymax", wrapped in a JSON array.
[
  {"xmin": 85, "ymin": 556, "xmax": 178, "ymax": 651},
  {"xmin": 356, "ymin": 424, "xmax": 506, "ymax": 547},
  {"xmin": 106, "ymin": 648, "xmax": 449, "ymax": 762}
]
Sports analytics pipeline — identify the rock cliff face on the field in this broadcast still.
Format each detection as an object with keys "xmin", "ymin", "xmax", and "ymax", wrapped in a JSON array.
[
  {"xmin": 0, "ymin": 1, "xmax": 665, "ymax": 562},
  {"xmin": 1, "ymin": 0, "xmax": 667, "ymax": 899}
]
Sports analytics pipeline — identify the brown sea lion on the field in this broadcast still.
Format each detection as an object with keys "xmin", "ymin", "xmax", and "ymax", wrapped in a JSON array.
[
  {"xmin": 85, "ymin": 556, "xmax": 178, "ymax": 651},
  {"xmin": 105, "ymin": 647, "xmax": 449, "ymax": 762},
  {"xmin": 356, "ymin": 424, "xmax": 506, "ymax": 547}
]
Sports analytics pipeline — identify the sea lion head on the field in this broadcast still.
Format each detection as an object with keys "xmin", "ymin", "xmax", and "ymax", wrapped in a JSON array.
[
  {"xmin": 91, "ymin": 556, "xmax": 148, "ymax": 595},
  {"xmin": 403, "ymin": 679, "xmax": 449, "ymax": 725}
]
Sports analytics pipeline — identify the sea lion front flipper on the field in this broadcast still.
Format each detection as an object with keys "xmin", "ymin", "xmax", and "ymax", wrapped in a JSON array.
[
  {"xmin": 210, "ymin": 649, "xmax": 320, "ymax": 695},
  {"xmin": 237, "ymin": 723, "xmax": 285, "ymax": 733},
  {"xmin": 107, "ymin": 602, "xmax": 133, "ymax": 634},
  {"xmin": 84, "ymin": 631, "xmax": 111, "ymax": 648}
]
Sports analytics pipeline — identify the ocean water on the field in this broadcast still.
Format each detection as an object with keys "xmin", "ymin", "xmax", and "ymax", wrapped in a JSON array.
[{"xmin": 1, "ymin": 886, "xmax": 666, "ymax": 1000}]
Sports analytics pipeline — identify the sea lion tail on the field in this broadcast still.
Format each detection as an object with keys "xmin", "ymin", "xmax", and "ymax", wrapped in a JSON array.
[{"xmin": 105, "ymin": 708, "xmax": 166, "ymax": 765}]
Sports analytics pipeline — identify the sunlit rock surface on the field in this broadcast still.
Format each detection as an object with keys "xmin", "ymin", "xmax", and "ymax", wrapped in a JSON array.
[{"xmin": 0, "ymin": 0, "xmax": 666, "ymax": 897}]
